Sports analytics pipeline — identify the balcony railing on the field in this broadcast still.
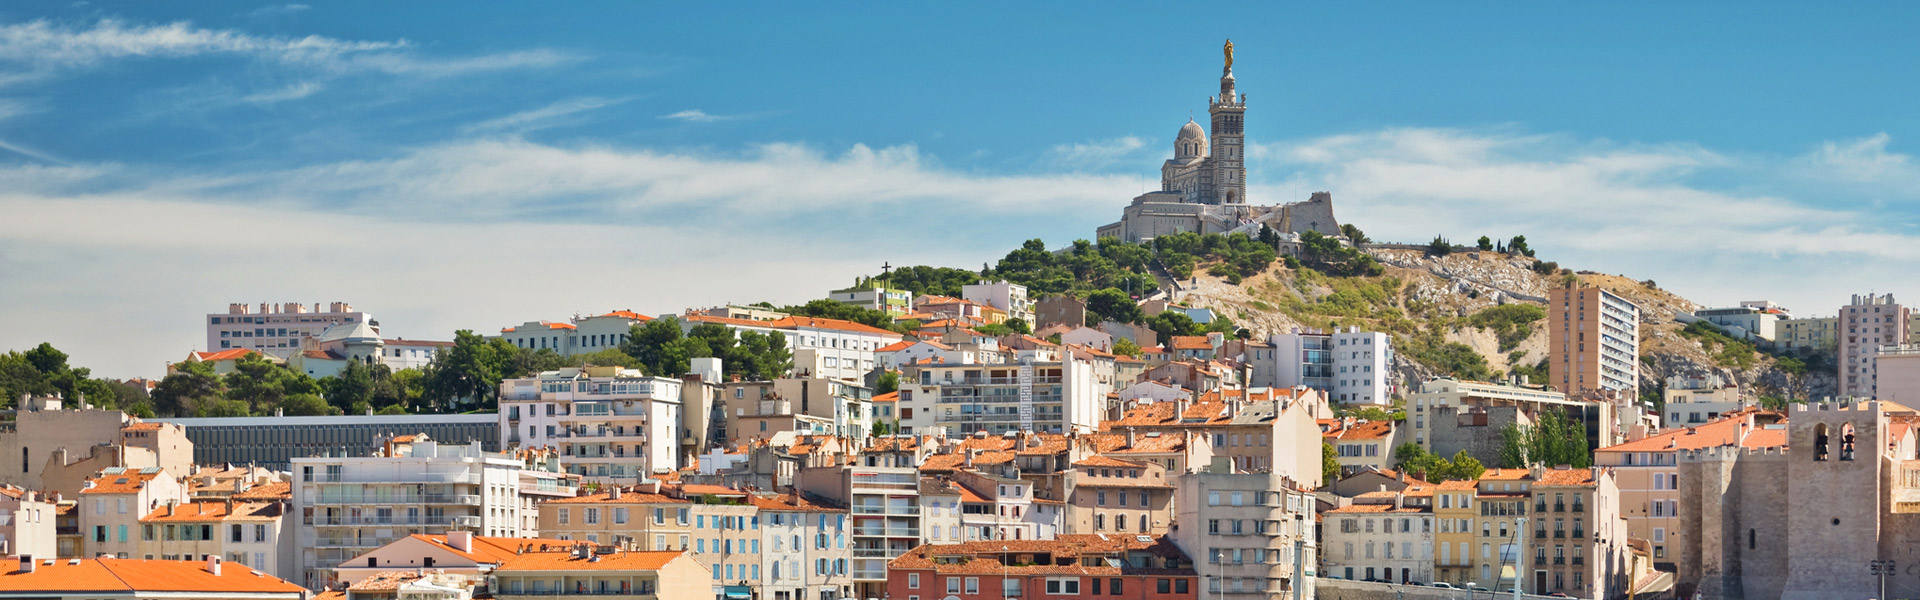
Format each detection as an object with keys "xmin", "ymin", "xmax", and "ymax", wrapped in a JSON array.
[
  {"xmin": 309, "ymin": 472, "xmax": 481, "ymax": 484},
  {"xmin": 852, "ymin": 505, "xmax": 919, "ymax": 515},
  {"xmin": 851, "ymin": 570, "xmax": 888, "ymax": 580},
  {"xmin": 1573, "ymin": 530, "xmax": 1586, "ymax": 539},
  {"xmin": 1554, "ymin": 503, "xmax": 1565, "ymax": 512},
  {"xmin": 306, "ymin": 515, "xmax": 481, "ymax": 527},
  {"xmin": 1554, "ymin": 557, "xmax": 1565, "ymax": 565},
  {"xmin": 1534, "ymin": 503, "xmax": 1547, "ymax": 512},
  {"xmin": 1534, "ymin": 530, "xmax": 1545, "ymax": 539},
  {"xmin": 1572, "ymin": 556, "xmax": 1585, "ymax": 565},
  {"xmin": 1554, "ymin": 530, "xmax": 1565, "ymax": 538},
  {"xmin": 1572, "ymin": 504, "xmax": 1585, "ymax": 513}
]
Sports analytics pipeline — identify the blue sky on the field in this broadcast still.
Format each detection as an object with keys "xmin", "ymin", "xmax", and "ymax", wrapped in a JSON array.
[{"xmin": 6, "ymin": 2, "xmax": 1920, "ymax": 377}]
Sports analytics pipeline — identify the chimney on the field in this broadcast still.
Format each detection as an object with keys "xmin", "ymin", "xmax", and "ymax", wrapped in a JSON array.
[
  {"xmin": 1396, "ymin": 470, "xmax": 1407, "ymax": 484},
  {"xmin": 964, "ymin": 448, "xmax": 976, "ymax": 468},
  {"xmin": 17, "ymin": 556, "xmax": 31, "ymax": 574},
  {"xmin": 1591, "ymin": 466, "xmax": 1604, "ymax": 484},
  {"xmin": 165, "ymin": 502, "xmax": 175, "ymax": 517},
  {"xmin": 1528, "ymin": 464, "xmax": 1544, "ymax": 480},
  {"xmin": 447, "ymin": 531, "xmax": 474, "ymax": 554},
  {"xmin": 610, "ymin": 486, "xmax": 623, "ymax": 500},
  {"xmin": 206, "ymin": 555, "xmax": 222, "ymax": 576},
  {"xmin": 1126, "ymin": 427, "xmax": 1137, "ymax": 449}
]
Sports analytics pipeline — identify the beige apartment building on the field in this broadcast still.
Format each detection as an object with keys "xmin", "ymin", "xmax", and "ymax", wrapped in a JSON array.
[
  {"xmin": 0, "ymin": 399, "xmax": 193, "ymax": 498},
  {"xmin": 1594, "ymin": 410, "xmax": 1785, "ymax": 568},
  {"xmin": 1063, "ymin": 455, "xmax": 1174, "ymax": 536},
  {"xmin": 491, "ymin": 547, "xmax": 711, "ymax": 600},
  {"xmin": 1548, "ymin": 287, "xmax": 1641, "ymax": 396},
  {"xmin": 79, "ymin": 466, "xmax": 186, "ymax": 559},
  {"xmin": 135, "ymin": 499, "xmax": 292, "ymax": 579},
  {"xmin": 1526, "ymin": 466, "xmax": 1633, "ymax": 599},
  {"xmin": 539, "ymin": 487, "xmax": 693, "ymax": 551}
]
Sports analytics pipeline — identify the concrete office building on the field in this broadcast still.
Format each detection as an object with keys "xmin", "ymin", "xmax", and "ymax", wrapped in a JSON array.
[
  {"xmin": 207, "ymin": 302, "xmax": 372, "ymax": 357},
  {"xmin": 1548, "ymin": 287, "xmax": 1641, "ymax": 396},
  {"xmin": 897, "ymin": 355, "xmax": 1114, "ymax": 436},
  {"xmin": 1839, "ymin": 293, "xmax": 1909, "ymax": 398},
  {"xmin": 159, "ymin": 414, "xmax": 499, "ymax": 471},
  {"xmin": 1169, "ymin": 471, "xmax": 1317, "ymax": 599}
]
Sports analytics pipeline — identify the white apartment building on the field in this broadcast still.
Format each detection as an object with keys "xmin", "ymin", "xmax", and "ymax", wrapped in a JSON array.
[
  {"xmin": 1840, "ymin": 293, "xmax": 1909, "ymax": 398},
  {"xmin": 499, "ymin": 311, "xmax": 654, "ymax": 356},
  {"xmin": 828, "ymin": 285, "xmax": 914, "ymax": 317},
  {"xmin": 681, "ymin": 315, "xmax": 903, "ymax": 383},
  {"xmin": 962, "ymin": 280, "xmax": 1033, "ymax": 324},
  {"xmin": 1688, "ymin": 301, "xmax": 1789, "ymax": 342},
  {"xmin": 208, "ymin": 302, "xmax": 372, "ymax": 357},
  {"xmin": 291, "ymin": 435, "xmax": 575, "ymax": 589},
  {"xmin": 1169, "ymin": 471, "xmax": 1317, "ymax": 599},
  {"xmin": 498, "ymin": 367, "xmax": 685, "ymax": 481},
  {"xmin": 1261, "ymin": 327, "xmax": 1392, "ymax": 405},
  {"xmin": 0, "ymin": 486, "xmax": 56, "ymax": 559},
  {"xmin": 897, "ymin": 355, "xmax": 1114, "ymax": 436}
]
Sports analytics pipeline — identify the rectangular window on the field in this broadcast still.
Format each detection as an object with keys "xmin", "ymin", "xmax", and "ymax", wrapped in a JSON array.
[
  {"xmin": 949, "ymin": 578, "xmax": 961, "ymax": 594},
  {"xmin": 909, "ymin": 574, "xmax": 920, "ymax": 589}
]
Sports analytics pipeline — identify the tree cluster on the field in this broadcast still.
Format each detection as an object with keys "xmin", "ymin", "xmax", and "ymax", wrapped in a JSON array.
[
  {"xmin": 1392, "ymin": 443, "xmax": 1488, "ymax": 482},
  {"xmin": 1496, "ymin": 409, "xmax": 1591, "ymax": 469},
  {"xmin": 0, "ymin": 343, "xmax": 151, "ymax": 414},
  {"xmin": 620, "ymin": 318, "xmax": 793, "ymax": 382},
  {"xmin": 1296, "ymin": 231, "xmax": 1384, "ymax": 277}
]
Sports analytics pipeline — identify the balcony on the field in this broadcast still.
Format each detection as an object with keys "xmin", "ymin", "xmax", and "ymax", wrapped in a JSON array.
[
  {"xmin": 310, "ymin": 472, "xmax": 482, "ymax": 484},
  {"xmin": 1554, "ymin": 557, "xmax": 1565, "ymax": 565},
  {"xmin": 1534, "ymin": 530, "xmax": 1546, "ymax": 539},
  {"xmin": 306, "ymin": 515, "xmax": 479, "ymax": 527},
  {"xmin": 315, "ymin": 537, "xmax": 390, "ymax": 548},
  {"xmin": 1573, "ymin": 530, "xmax": 1586, "ymax": 539},
  {"xmin": 1572, "ymin": 557, "xmax": 1585, "ymax": 565},
  {"xmin": 1534, "ymin": 556, "xmax": 1547, "ymax": 566},
  {"xmin": 521, "ymin": 483, "xmax": 578, "ymax": 496},
  {"xmin": 1572, "ymin": 504, "xmax": 1585, "ymax": 513},
  {"xmin": 853, "ymin": 527, "xmax": 918, "ymax": 537},
  {"xmin": 852, "ymin": 505, "xmax": 919, "ymax": 515},
  {"xmin": 1554, "ymin": 530, "xmax": 1565, "ymax": 538},
  {"xmin": 852, "ymin": 548, "xmax": 904, "ymax": 558},
  {"xmin": 1534, "ymin": 503, "xmax": 1547, "ymax": 512},
  {"xmin": 851, "ymin": 569, "xmax": 888, "ymax": 580},
  {"xmin": 1554, "ymin": 503, "xmax": 1565, "ymax": 512}
]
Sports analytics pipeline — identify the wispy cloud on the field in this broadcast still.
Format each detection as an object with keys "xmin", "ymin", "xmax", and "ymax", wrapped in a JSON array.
[
  {"xmin": 1046, "ymin": 136, "xmax": 1146, "ymax": 171},
  {"xmin": 240, "ymin": 80, "xmax": 320, "ymax": 104},
  {"xmin": 463, "ymin": 96, "xmax": 625, "ymax": 133},
  {"xmin": 661, "ymin": 109, "xmax": 736, "ymax": 123}
]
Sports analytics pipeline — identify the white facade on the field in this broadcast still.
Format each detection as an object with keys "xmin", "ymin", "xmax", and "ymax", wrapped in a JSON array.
[
  {"xmin": 1169, "ymin": 472, "xmax": 1317, "ymax": 599},
  {"xmin": 499, "ymin": 311, "xmax": 653, "ymax": 356},
  {"xmin": 1689, "ymin": 301, "xmax": 1789, "ymax": 342},
  {"xmin": 379, "ymin": 340, "xmax": 451, "ymax": 370},
  {"xmin": 898, "ymin": 354, "xmax": 1113, "ymax": 436},
  {"xmin": 290, "ymin": 437, "xmax": 561, "ymax": 589},
  {"xmin": 1262, "ymin": 327, "xmax": 1392, "ymax": 405},
  {"xmin": 682, "ymin": 316, "xmax": 902, "ymax": 383},
  {"xmin": 961, "ymin": 280, "xmax": 1033, "ymax": 324},
  {"xmin": 1662, "ymin": 374, "xmax": 1746, "ymax": 427},
  {"xmin": 756, "ymin": 500, "xmax": 853, "ymax": 600},
  {"xmin": 498, "ymin": 367, "xmax": 685, "ymax": 481},
  {"xmin": 1322, "ymin": 504, "xmax": 1434, "ymax": 585},
  {"xmin": 1058, "ymin": 327, "xmax": 1114, "ymax": 352},
  {"xmin": 207, "ymin": 302, "xmax": 371, "ymax": 357}
]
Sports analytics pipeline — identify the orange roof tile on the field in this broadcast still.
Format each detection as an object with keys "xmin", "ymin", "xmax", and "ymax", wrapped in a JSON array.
[
  {"xmin": 597, "ymin": 310, "xmax": 653, "ymax": 321},
  {"xmin": 1598, "ymin": 412, "xmax": 1788, "ymax": 453},
  {"xmin": 1073, "ymin": 455, "xmax": 1148, "ymax": 469},
  {"xmin": 679, "ymin": 484, "xmax": 746, "ymax": 497},
  {"xmin": 496, "ymin": 549, "xmax": 686, "ymax": 572},
  {"xmin": 1534, "ymin": 468, "xmax": 1598, "ymax": 487},
  {"xmin": 746, "ymin": 493, "xmax": 841, "ymax": 512},
  {"xmin": 878, "ymin": 340, "xmax": 917, "ymax": 352},
  {"xmin": 1338, "ymin": 420, "xmax": 1395, "ymax": 441},
  {"xmin": 140, "ymin": 501, "xmax": 280, "ymax": 523},
  {"xmin": 121, "ymin": 422, "xmax": 164, "ymax": 432},
  {"xmin": 545, "ymin": 490, "xmax": 685, "ymax": 505},
  {"xmin": 82, "ymin": 468, "xmax": 168, "ymax": 494},
  {"xmin": 1170, "ymin": 336, "xmax": 1212, "ymax": 350},
  {"xmin": 1478, "ymin": 468, "xmax": 1533, "ymax": 481},
  {"xmin": 0, "ymin": 558, "xmax": 305, "ymax": 594},
  {"xmin": 392, "ymin": 534, "xmax": 575, "ymax": 564},
  {"xmin": 871, "ymin": 391, "xmax": 900, "ymax": 403},
  {"xmin": 232, "ymin": 482, "xmax": 292, "ymax": 501},
  {"xmin": 768, "ymin": 316, "xmax": 898, "ymax": 336},
  {"xmin": 190, "ymin": 349, "xmax": 259, "ymax": 362}
]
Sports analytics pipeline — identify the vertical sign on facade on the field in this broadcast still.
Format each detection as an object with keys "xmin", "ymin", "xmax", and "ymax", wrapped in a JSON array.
[{"xmin": 1018, "ymin": 363, "xmax": 1035, "ymax": 432}]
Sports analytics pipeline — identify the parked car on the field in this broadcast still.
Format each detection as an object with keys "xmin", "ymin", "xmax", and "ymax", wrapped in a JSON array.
[{"xmin": 1429, "ymin": 582, "xmax": 1457, "ymax": 589}]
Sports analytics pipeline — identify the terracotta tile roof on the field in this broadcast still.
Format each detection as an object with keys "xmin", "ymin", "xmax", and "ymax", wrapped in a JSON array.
[
  {"xmin": 871, "ymin": 391, "xmax": 899, "ymax": 404},
  {"xmin": 1598, "ymin": 412, "xmax": 1788, "ymax": 453},
  {"xmin": 747, "ymin": 493, "xmax": 841, "ymax": 512},
  {"xmin": 82, "ymin": 468, "xmax": 169, "ymax": 494},
  {"xmin": 1534, "ymin": 468, "xmax": 1599, "ymax": 487},
  {"xmin": 768, "ymin": 316, "xmax": 898, "ymax": 336},
  {"xmin": 1084, "ymin": 431, "xmax": 1188, "ymax": 454},
  {"xmin": 232, "ymin": 482, "xmax": 292, "ymax": 501},
  {"xmin": 140, "ymin": 501, "xmax": 281, "ymax": 522},
  {"xmin": 1436, "ymin": 480, "xmax": 1477, "ymax": 491},
  {"xmin": 349, "ymin": 571, "xmax": 422, "ymax": 591},
  {"xmin": 1402, "ymin": 483, "xmax": 1436, "ymax": 498},
  {"xmin": 190, "ymin": 349, "xmax": 260, "ymax": 362},
  {"xmin": 878, "ymin": 340, "xmax": 917, "ymax": 352},
  {"xmin": 301, "ymin": 350, "xmax": 339, "ymax": 360},
  {"xmin": 596, "ymin": 310, "xmax": 653, "ymax": 321},
  {"xmin": 1073, "ymin": 455, "xmax": 1148, "ymax": 469},
  {"xmin": 1104, "ymin": 402, "xmax": 1177, "ymax": 428},
  {"xmin": 545, "ymin": 490, "xmax": 685, "ymax": 505},
  {"xmin": 681, "ymin": 314, "xmax": 772, "ymax": 328},
  {"xmin": 867, "ymin": 437, "xmax": 921, "ymax": 452},
  {"xmin": 954, "ymin": 482, "xmax": 989, "ymax": 503},
  {"xmin": 888, "ymin": 535, "xmax": 1193, "ymax": 576},
  {"xmin": 1170, "ymin": 336, "xmax": 1212, "ymax": 350},
  {"xmin": 495, "ymin": 549, "xmax": 686, "ymax": 572},
  {"xmin": 0, "ymin": 557, "xmax": 306, "ymax": 594},
  {"xmin": 501, "ymin": 321, "xmax": 576, "ymax": 333},
  {"xmin": 397, "ymin": 534, "xmax": 575, "ymax": 564},
  {"xmin": 1337, "ymin": 420, "xmax": 1395, "ymax": 441},
  {"xmin": 121, "ymin": 422, "xmax": 165, "ymax": 432},
  {"xmin": 1478, "ymin": 468, "xmax": 1533, "ymax": 481},
  {"xmin": 920, "ymin": 450, "xmax": 1015, "ymax": 473},
  {"xmin": 679, "ymin": 484, "xmax": 747, "ymax": 497}
]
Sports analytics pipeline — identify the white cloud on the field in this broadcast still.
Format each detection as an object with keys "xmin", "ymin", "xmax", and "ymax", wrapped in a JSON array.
[
  {"xmin": 661, "ymin": 109, "xmax": 733, "ymax": 123},
  {"xmin": 1046, "ymin": 136, "xmax": 1146, "ymax": 171},
  {"xmin": 463, "ymin": 96, "xmax": 625, "ymax": 133},
  {"xmin": 240, "ymin": 80, "xmax": 320, "ymax": 103},
  {"xmin": 0, "ymin": 18, "xmax": 577, "ymax": 80}
]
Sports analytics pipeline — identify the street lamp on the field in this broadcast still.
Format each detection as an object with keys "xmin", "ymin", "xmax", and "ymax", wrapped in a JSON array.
[{"xmin": 1872, "ymin": 559, "xmax": 1896, "ymax": 600}]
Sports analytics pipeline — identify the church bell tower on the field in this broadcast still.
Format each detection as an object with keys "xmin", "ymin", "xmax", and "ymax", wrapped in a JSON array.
[{"xmin": 1209, "ymin": 39, "xmax": 1247, "ymax": 205}]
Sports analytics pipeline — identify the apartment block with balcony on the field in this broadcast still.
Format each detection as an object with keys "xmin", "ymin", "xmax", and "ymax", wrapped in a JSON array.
[
  {"xmin": 719, "ymin": 378, "xmax": 874, "ymax": 446},
  {"xmin": 1261, "ymin": 327, "xmax": 1393, "ymax": 406},
  {"xmin": 1840, "ymin": 293, "xmax": 1910, "ymax": 398},
  {"xmin": 899, "ymin": 356, "xmax": 1111, "ymax": 437},
  {"xmin": 1548, "ymin": 287, "xmax": 1641, "ymax": 396},
  {"xmin": 1169, "ymin": 471, "xmax": 1317, "ymax": 599},
  {"xmin": 490, "ymin": 546, "xmax": 711, "ymax": 600},
  {"xmin": 751, "ymin": 492, "xmax": 853, "ymax": 600},
  {"xmin": 1322, "ymin": 491, "xmax": 1433, "ymax": 585},
  {"xmin": 291, "ymin": 434, "xmax": 564, "ymax": 589},
  {"xmin": 539, "ymin": 486, "xmax": 691, "ymax": 551},
  {"xmin": 499, "ymin": 367, "xmax": 685, "ymax": 481},
  {"xmin": 796, "ymin": 464, "xmax": 923, "ymax": 600}
]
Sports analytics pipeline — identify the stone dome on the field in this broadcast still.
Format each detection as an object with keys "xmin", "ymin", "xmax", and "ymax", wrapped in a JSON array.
[{"xmin": 1174, "ymin": 118, "xmax": 1208, "ymax": 159}]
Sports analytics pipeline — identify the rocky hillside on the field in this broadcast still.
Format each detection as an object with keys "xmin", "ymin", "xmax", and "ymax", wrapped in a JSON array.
[{"xmin": 1171, "ymin": 247, "xmax": 1833, "ymax": 404}]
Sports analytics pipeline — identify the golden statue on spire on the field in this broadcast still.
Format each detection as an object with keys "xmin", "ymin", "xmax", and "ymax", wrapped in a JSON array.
[{"xmin": 1224, "ymin": 38, "xmax": 1234, "ymax": 71}]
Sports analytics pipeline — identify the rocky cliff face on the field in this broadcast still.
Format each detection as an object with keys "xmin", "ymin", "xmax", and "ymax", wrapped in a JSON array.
[{"xmin": 1170, "ymin": 247, "xmax": 1835, "ymax": 403}]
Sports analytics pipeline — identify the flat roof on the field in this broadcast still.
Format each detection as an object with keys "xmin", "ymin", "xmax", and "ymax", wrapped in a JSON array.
[{"xmin": 158, "ymin": 414, "xmax": 499, "ymax": 427}]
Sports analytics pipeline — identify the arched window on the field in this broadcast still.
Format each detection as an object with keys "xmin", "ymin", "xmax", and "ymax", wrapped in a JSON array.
[
  {"xmin": 1814, "ymin": 424, "xmax": 1830, "ymax": 461},
  {"xmin": 1841, "ymin": 422, "xmax": 1857, "ymax": 461}
]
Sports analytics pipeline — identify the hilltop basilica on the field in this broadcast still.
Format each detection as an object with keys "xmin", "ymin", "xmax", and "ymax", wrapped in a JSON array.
[{"xmin": 1096, "ymin": 41, "xmax": 1343, "ymax": 243}]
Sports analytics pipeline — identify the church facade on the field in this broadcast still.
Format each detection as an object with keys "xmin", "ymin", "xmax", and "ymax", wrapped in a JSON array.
[{"xmin": 1097, "ymin": 42, "xmax": 1343, "ymax": 243}]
